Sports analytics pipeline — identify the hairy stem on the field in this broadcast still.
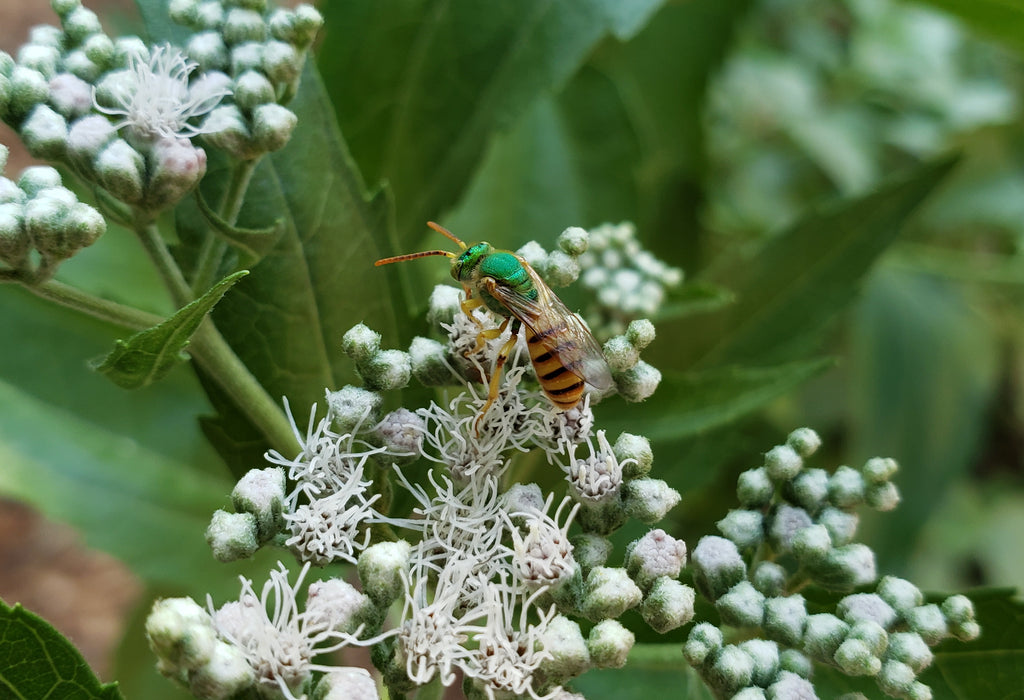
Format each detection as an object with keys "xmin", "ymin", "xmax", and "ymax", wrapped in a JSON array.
[
  {"xmin": 21, "ymin": 279, "xmax": 164, "ymax": 329},
  {"xmin": 191, "ymin": 158, "xmax": 260, "ymax": 295}
]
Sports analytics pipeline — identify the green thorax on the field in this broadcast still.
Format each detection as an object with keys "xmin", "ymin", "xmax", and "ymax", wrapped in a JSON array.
[{"xmin": 451, "ymin": 243, "xmax": 538, "ymax": 317}]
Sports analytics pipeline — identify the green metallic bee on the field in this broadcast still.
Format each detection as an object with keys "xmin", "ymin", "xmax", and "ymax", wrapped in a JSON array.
[{"xmin": 375, "ymin": 222, "xmax": 613, "ymax": 422}]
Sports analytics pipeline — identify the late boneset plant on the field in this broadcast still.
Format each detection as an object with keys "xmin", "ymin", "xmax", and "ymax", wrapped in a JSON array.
[{"xmin": 0, "ymin": 1, "xmax": 986, "ymax": 700}]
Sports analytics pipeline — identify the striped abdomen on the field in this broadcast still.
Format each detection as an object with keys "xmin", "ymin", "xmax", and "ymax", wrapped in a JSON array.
[{"xmin": 526, "ymin": 322, "xmax": 585, "ymax": 410}]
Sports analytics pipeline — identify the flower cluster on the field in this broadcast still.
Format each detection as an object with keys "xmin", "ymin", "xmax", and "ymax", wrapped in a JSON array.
[
  {"xmin": 0, "ymin": 148, "xmax": 104, "ymax": 282},
  {"xmin": 684, "ymin": 428, "xmax": 980, "ymax": 699}
]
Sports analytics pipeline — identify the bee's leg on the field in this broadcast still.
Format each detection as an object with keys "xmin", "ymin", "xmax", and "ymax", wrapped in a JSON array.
[
  {"xmin": 476, "ymin": 318, "xmax": 521, "ymax": 432},
  {"xmin": 469, "ymin": 315, "xmax": 508, "ymax": 356},
  {"xmin": 461, "ymin": 288, "xmax": 486, "ymax": 327}
]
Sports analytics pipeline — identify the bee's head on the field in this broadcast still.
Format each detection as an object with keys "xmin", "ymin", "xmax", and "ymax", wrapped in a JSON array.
[{"xmin": 451, "ymin": 242, "xmax": 490, "ymax": 282}]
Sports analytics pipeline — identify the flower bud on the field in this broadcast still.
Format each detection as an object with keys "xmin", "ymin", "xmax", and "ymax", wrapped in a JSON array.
[
  {"xmin": 206, "ymin": 509, "xmax": 258, "ymax": 561},
  {"xmin": 581, "ymin": 566, "xmax": 642, "ymax": 620},
  {"xmin": 613, "ymin": 432, "xmax": 652, "ymax": 479},
  {"xmin": 223, "ymin": 8, "xmax": 267, "ymax": 44},
  {"xmin": 809, "ymin": 543, "xmax": 877, "ymax": 591},
  {"xmin": 837, "ymin": 593, "xmax": 897, "ymax": 629},
  {"xmin": 706, "ymin": 644, "xmax": 754, "ymax": 696},
  {"xmin": 691, "ymin": 535, "xmax": 746, "ymax": 602},
  {"xmin": 684, "ymin": 622, "xmax": 723, "ymax": 666},
  {"xmin": 63, "ymin": 49, "xmax": 102, "ymax": 82},
  {"xmin": 570, "ymin": 532, "xmax": 613, "ymax": 573},
  {"xmin": 360, "ymin": 349, "xmax": 412, "ymax": 392},
  {"xmin": 789, "ymin": 468, "xmax": 829, "ymax": 512},
  {"xmin": 64, "ymin": 6, "xmax": 103, "ymax": 42},
  {"xmin": 0, "ymin": 74, "xmax": 10, "ymax": 121},
  {"xmin": 792, "ymin": 524, "xmax": 832, "ymax": 564},
  {"xmin": 877, "ymin": 660, "xmax": 917, "ymax": 698},
  {"xmin": 787, "ymin": 427, "xmax": 822, "ymax": 458},
  {"xmin": 558, "ymin": 226, "xmax": 589, "ymax": 256},
  {"xmin": 0, "ymin": 203, "xmax": 28, "ymax": 267},
  {"xmin": 545, "ymin": 250, "xmax": 579, "ymax": 287},
  {"xmin": 587, "ymin": 619, "xmax": 634, "ymax": 668},
  {"xmin": 803, "ymin": 613, "xmax": 849, "ymax": 663},
  {"xmin": 291, "ymin": 4, "xmax": 325, "ymax": 46},
  {"xmin": 233, "ymin": 70, "xmax": 275, "ymax": 111},
  {"xmin": 201, "ymin": 104, "xmax": 253, "ymax": 158},
  {"xmin": 866, "ymin": 481, "xmax": 900, "ymax": 511},
  {"xmin": 877, "ymin": 576, "xmax": 923, "ymax": 616},
  {"xmin": 326, "ymin": 385, "xmax": 382, "ymax": 433},
  {"xmin": 767, "ymin": 503, "xmax": 813, "ymax": 554},
  {"xmin": 906, "ymin": 604, "xmax": 948, "ymax": 645},
  {"xmin": 408, "ymin": 336, "xmax": 451, "ymax": 386},
  {"xmin": 717, "ymin": 509, "xmax": 764, "ymax": 550},
  {"xmin": 603, "ymin": 335, "xmax": 638, "ymax": 373},
  {"xmin": 766, "ymin": 671, "xmax": 818, "ymax": 700},
  {"xmin": 51, "ymin": 0, "xmax": 82, "ymax": 18},
  {"xmin": 113, "ymin": 37, "xmax": 149, "ymax": 66},
  {"xmin": 195, "ymin": 1, "xmax": 226, "ymax": 30},
  {"xmin": 262, "ymin": 40, "xmax": 301, "ymax": 86},
  {"xmin": 740, "ymin": 639, "xmax": 780, "ymax": 688},
  {"xmin": 778, "ymin": 649, "xmax": 813, "ymax": 678},
  {"xmin": 626, "ymin": 319, "xmax": 656, "ymax": 350},
  {"xmin": 66, "ymin": 114, "xmax": 116, "ymax": 164},
  {"xmin": 342, "ymin": 323, "xmax": 381, "ymax": 364},
  {"xmin": 640, "ymin": 578, "xmax": 695, "ymax": 633},
  {"xmin": 737, "ymin": 467, "xmax": 773, "ymax": 507},
  {"xmin": 145, "ymin": 597, "xmax": 217, "ymax": 671},
  {"xmin": 231, "ymin": 467, "xmax": 285, "ymax": 543},
  {"xmin": 751, "ymin": 562, "xmax": 787, "ymax": 597},
  {"xmin": 230, "ymin": 42, "xmax": 264, "ymax": 76},
  {"xmin": 863, "ymin": 457, "xmax": 898, "ymax": 483},
  {"xmin": 48, "ymin": 73, "xmax": 92, "ymax": 118},
  {"xmin": 169, "ymin": 0, "xmax": 200, "ymax": 25},
  {"xmin": 8, "ymin": 66, "xmax": 49, "ymax": 121},
  {"xmin": 187, "ymin": 641, "xmax": 256, "ymax": 700},
  {"xmin": 82, "ymin": 32, "xmax": 115, "ymax": 67},
  {"xmin": 829, "ymin": 465, "xmax": 865, "ymax": 508},
  {"xmin": 376, "ymin": 408, "xmax": 424, "ymax": 457},
  {"xmin": 614, "ymin": 359, "xmax": 661, "ymax": 402},
  {"xmin": 764, "ymin": 444, "xmax": 802, "ymax": 481},
  {"xmin": 357, "ymin": 540, "xmax": 411, "ymax": 607},
  {"xmin": 625, "ymin": 528, "xmax": 686, "ymax": 591},
  {"xmin": 716, "ymin": 581, "xmax": 765, "ymax": 628},
  {"xmin": 251, "ymin": 103, "xmax": 296, "ymax": 152},
  {"xmin": 834, "ymin": 638, "xmax": 881, "ymax": 677},
  {"xmin": 818, "ymin": 506, "xmax": 859, "ymax": 545},
  {"xmin": 886, "ymin": 632, "xmax": 932, "ymax": 672},
  {"xmin": 28, "ymin": 26, "xmax": 63, "ymax": 49},
  {"xmin": 622, "ymin": 477, "xmax": 679, "ymax": 523},
  {"xmin": 306, "ymin": 578, "xmax": 373, "ymax": 635},
  {"xmin": 314, "ymin": 668, "xmax": 379, "ymax": 700},
  {"xmin": 95, "ymin": 138, "xmax": 145, "ymax": 203},
  {"xmin": 18, "ymin": 44, "xmax": 60, "ymax": 78},
  {"xmin": 537, "ymin": 615, "xmax": 590, "ymax": 683},
  {"xmin": 146, "ymin": 137, "xmax": 208, "ymax": 209},
  {"xmin": 764, "ymin": 594, "xmax": 807, "ymax": 646}
]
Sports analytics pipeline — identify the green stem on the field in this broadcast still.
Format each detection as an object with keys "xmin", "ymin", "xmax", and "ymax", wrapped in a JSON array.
[
  {"xmin": 22, "ymin": 279, "xmax": 164, "ymax": 329},
  {"xmin": 137, "ymin": 221, "xmax": 194, "ymax": 308},
  {"xmin": 191, "ymin": 158, "xmax": 260, "ymax": 295}
]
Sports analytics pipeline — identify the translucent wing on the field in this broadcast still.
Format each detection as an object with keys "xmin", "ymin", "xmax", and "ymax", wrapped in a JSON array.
[{"xmin": 484, "ymin": 260, "xmax": 614, "ymax": 391}]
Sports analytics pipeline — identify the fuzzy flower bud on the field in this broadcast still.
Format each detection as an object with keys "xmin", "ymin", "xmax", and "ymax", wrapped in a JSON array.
[
  {"xmin": 545, "ymin": 249, "xmax": 580, "ymax": 287},
  {"xmin": 863, "ymin": 457, "xmax": 898, "ymax": 483},
  {"xmin": 558, "ymin": 226, "xmax": 589, "ymax": 256},
  {"xmin": 811, "ymin": 543, "xmax": 877, "ymax": 591},
  {"xmin": 706, "ymin": 644, "xmax": 754, "ymax": 696},
  {"xmin": 684, "ymin": 623, "xmax": 724, "ymax": 667},
  {"xmin": 376, "ymin": 408, "xmax": 424, "ymax": 457},
  {"xmin": 570, "ymin": 533, "xmax": 613, "ymax": 573},
  {"xmin": 66, "ymin": 114, "xmax": 116, "ymax": 163},
  {"xmin": 906, "ymin": 604, "xmax": 948, "ymax": 645},
  {"xmin": 691, "ymin": 535, "xmax": 746, "ymax": 602},
  {"xmin": 0, "ymin": 204, "xmax": 28, "ymax": 267},
  {"xmin": 717, "ymin": 581, "xmax": 766, "ymax": 628},
  {"xmin": 866, "ymin": 481, "xmax": 901, "ymax": 511},
  {"xmin": 537, "ymin": 615, "xmax": 590, "ymax": 683},
  {"xmin": 251, "ymin": 103, "xmax": 297, "ymax": 152},
  {"xmin": 626, "ymin": 319, "xmax": 656, "ymax": 350},
  {"xmin": 886, "ymin": 632, "xmax": 933, "ymax": 673},
  {"xmin": 764, "ymin": 594, "xmax": 808, "ymax": 646},
  {"xmin": 737, "ymin": 467, "xmax": 773, "ymax": 507},
  {"xmin": 146, "ymin": 136, "xmax": 208, "ymax": 208},
  {"xmin": 233, "ymin": 70, "xmax": 276, "ymax": 111},
  {"xmin": 878, "ymin": 660, "xmax": 920, "ymax": 699},
  {"xmin": 787, "ymin": 427, "xmax": 822, "ymax": 457},
  {"xmin": 818, "ymin": 506, "xmax": 859, "ymax": 545},
  {"xmin": 614, "ymin": 360, "xmax": 661, "ymax": 402},
  {"xmin": 768, "ymin": 503, "xmax": 813, "ymax": 553},
  {"xmin": 201, "ymin": 105, "xmax": 253, "ymax": 157},
  {"xmin": 582, "ymin": 567, "xmax": 642, "ymax": 620},
  {"xmin": 314, "ymin": 668, "xmax": 379, "ymax": 700},
  {"xmin": 18, "ymin": 166, "xmax": 62, "ymax": 196},
  {"xmin": 792, "ymin": 523, "xmax": 833, "ymax": 564},
  {"xmin": 187, "ymin": 641, "xmax": 257, "ymax": 700},
  {"xmin": 834, "ymin": 637, "xmax": 882, "ymax": 676},
  {"xmin": 587, "ymin": 619, "xmax": 634, "ymax": 668},
  {"xmin": 408, "ymin": 336, "xmax": 451, "ymax": 386},
  {"xmin": 837, "ymin": 593, "xmax": 897, "ymax": 629},
  {"xmin": 326, "ymin": 385, "xmax": 382, "ymax": 434},
  {"xmin": 357, "ymin": 540, "xmax": 411, "ymax": 607},
  {"xmin": 613, "ymin": 432, "xmax": 652, "ymax": 479},
  {"xmin": 778, "ymin": 649, "xmax": 813, "ymax": 678},
  {"xmin": 802, "ymin": 613, "xmax": 849, "ymax": 662},
  {"xmin": 941, "ymin": 595, "xmax": 979, "ymax": 640},
  {"xmin": 427, "ymin": 283, "xmax": 462, "ymax": 327},
  {"xmin": 262, "ymin": 41, "xmax": 301, "ymax": 85},
  {"xmin": 146, "ymin": 597, "xmax": 217, "ymax": 671},
  {"xmin": 765, "ymin": 444, "xmax": 802, "ymax": 481},
  {"xmin": 829, "ymin": 465, "xmax": 866, "ymax": 508},
  {"xmin": 95, "ymin": 138, "xmax": 145, "ymax": 203},
  {"xmin": 8, "ymin": 66, "xmax": 49, "ymax": 121},
  {"xmin": 625, "ymin": 528, "xmax": 687, "ymax": 591},
  {"xmin": 751, "ymin": 561, "xmax": 787, "ymax": 597},
  {"xmin": 305, "ymin": 578, "xmax": 372, "ymax": 635},
  {"xmin": 741, "ymin": 639, "xmax": 781, "ymax": 688},
  {"xmin": 603, "ymin": 335, "xmax": 639, "ymax": 373},
  {"xmin": 767, "ymin": 671, "xmax": 819, "ymax": 700},
  {"xmin": 187, "ymin": 32, "xmax": 228, "ymax": 72},
  {"xmin": 622, "ymin": 478, "xmax": 679, "ymax": 523},
  {"xmin": 641, "ymin": 577, "xmax": 695, "ymax": 633},
  {"xmin": 206, "ymin": 509, "xmax": 258, "ymax": 561},
  {"xmin": 717, "ymin": 508, "xmax": 764, "ymax": 550},
  {"xmin": 231, "ymin": 467, "xmax": 285, "ymax": 543},
  {"xmin": 789, "ymin": 468, "xmax": 829, "ymax": 512},
  {"xmin": 223, "ymin": 8, "xmax": 267, "ymax": 44},
  {"xmin": 360, "ymin": 349, "xmax": 412, "ymax": 392},
  {"xmin": 877, "ymin": 576, "xmax": 923, "ymax": 616}
]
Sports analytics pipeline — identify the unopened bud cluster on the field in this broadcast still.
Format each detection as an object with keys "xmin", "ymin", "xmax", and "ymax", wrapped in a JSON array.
[
  {"xmin": 684, "ymin": 428, "xmax": 980, "ymax": 699},
  {"xmin": 0, "ymin": 154, "xmax": 104, "ymax": 280}
]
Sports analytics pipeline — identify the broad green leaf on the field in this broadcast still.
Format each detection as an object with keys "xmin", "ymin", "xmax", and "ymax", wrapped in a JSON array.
[
  {"xmin": 0, "ymin": 378, "xmax": 231, "ymax": 595},
  {"xmin": 911, "ymin": 0, "xmax": 1024, "ymax": 55},
  {"xmin": 93, "ymin": 271, "xmax": 248, "ymax": 389},
  {"xmin": 600, "ymin": 358, "xmax": 833, "ymax": 443},
  {"xmin": 572, "ymin": 645, "xmax": 713, "ymax": 700},
  {"xmin": 319, "ymin": 0, "xmax": 667, "ymax": 250},
  {"xmin": 850, "ymin": 268, "xmax": 998, "ymax": 575},
  {"xmin": 0, "ymin": 601, "xmax": 123, "ymax": 700},
  {"xmin": 194, "ymin": 190, "xmax": 285, "ymax": 268},
  {"xmin": 663, "ymin": 157, "xmax": 958, "ymax": 371}
]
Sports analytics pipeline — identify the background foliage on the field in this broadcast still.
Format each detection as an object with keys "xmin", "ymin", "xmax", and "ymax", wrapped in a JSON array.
[{"xmin": 2, "ymin": 0, "xmax": 1024, "ymax": 698}]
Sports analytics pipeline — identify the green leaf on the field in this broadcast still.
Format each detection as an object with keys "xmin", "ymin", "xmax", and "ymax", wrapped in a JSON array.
[
  {"xmin": 850, "ymin": 268, "xmax": 999, "ymax": 575},
  {"xmin": 600, "ymin": 358, "xmax": 833, "ymax": 443},
  {"xmin": 663, "ymin": 157, "xmax": 959, "ymax": 370},
  {"xmin": 319, "ymin": 0, "xmax": 667, "ymax": 249},
  {"xmin": 0, "ymin": 378, "xmax": 231, "ymax": 595},
  {"xmin": 0, "ymin": 601, "xmax": 123, "ymax": 700},
  {"xmin": 572, "ymin": 644, "xmax": 712, "ymax": 700},
  {"xmin": 194, "ymin": 190, "xmax": 285, "ymax": 268},
  {"xmin": 912, "ymin": 0, "xmax": 1024, "ymax": 55},
  {"xmin": 92, "ymin": 271, "xmax": 248, "ymax": 389}
]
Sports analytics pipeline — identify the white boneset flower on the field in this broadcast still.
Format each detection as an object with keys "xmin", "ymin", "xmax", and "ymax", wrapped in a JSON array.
[
  {"xmin": 507, "ymin": 494, "xmax": 580, "ymax": 591},
  {"xmin": 94, "ymin": 44, "xmax": 230, "ymax": 139},
  {"xmin": 565, "ymin": 430, "xmax": 627, "ymax": 503}
]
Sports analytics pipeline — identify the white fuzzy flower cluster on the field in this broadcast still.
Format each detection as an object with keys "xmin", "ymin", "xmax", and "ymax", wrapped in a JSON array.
[{"xmin": 684, "ymin": 428, "xmax": 980, "ymax": 700}]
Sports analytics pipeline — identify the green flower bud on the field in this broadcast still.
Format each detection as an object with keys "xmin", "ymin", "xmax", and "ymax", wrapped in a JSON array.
[
  {"xmin": 716, "ymin": 581, "xmax": 765, "ymax": 628},
  {"xmin": 427, "ymin": 283, "xmax": 462, "ymax": 326},
  {"xmin": 326, "ymin": 385, "xmax": 382, "ymax": 434},
  {"xmin": 877, "ymin": 576, "xmax": 923, "ymax": 616},
  {"xmin": 906, "ymin": 604, "xmax": 948, "ymax": 645},
  {"xmin": 0, "ymin": 203, "xmax": 28, "ymax": 267},
  {"xmin": 691, "ymin": 535, "xmax": 746, "ymax": 602},
  {"xmin": 751, "ymin": 561, "xmax": 787, "ymax": 597},
  {"xmin": 187, "ymin": 31, "xmax": 229, "ymax": 72},
  {"xmin": 558, "ymin": 226, "xmax": 589, "ymax": 256},
  {"xmin": 82, "ymin": 33, "xmax": 115, "ymax": 68},
  {"xmin": 626, "ymin": 528, "xmax": 686, "ymax": 591},
  {"xmin": 622, "ymin": 477, "xmax": 679, "ymax": 523},
  {"xmin": 251, "ymin": 102, "xmax": 297, "ymax": 152},
  {"xmin": 357, "ymin": 540, "xmax": 411, "ymax": 607},
  {"xmin": 18, "ymin": 44, "xmax": 60, "ymax": 78},
  {"xmin": 848, "ymin": 620, "xmax": 889, "ymax": 656},
  {"xmin": 545, "ymin": 249, "xmax": 579, "ymax": 287},
  {"xmin": 51, "ymin": 0, "xmax": 83, "ymax": 18},
  {"xmin": 8, "ymin": 66, "xmax": 49, "ymax": 121},
  {"xmin": 717, "ymin": 508, "xmax": 764, "ymax": 550},
  {"xmin": 306, "ymin": 578, "xmax": 373, "ymax": 635},
  {"xmin": 940, "ymin": 594, "xmax": 974, "ymax": 625},
  {"xmin": 0, "ymin": 74, "xmax": 10, "ymax": 120},
  {"xmin": 626, "ymin": 319, "xmax": 656, "ymax": 350},
  {"xmin": 201, "ymin": 104, "xmax": 253, "ymax": 158},
  {"xmin": 837, "ymin": 593, "xmax": 897, "ymax": 629},
  {"xmin": 810, "ymin": 543, "xmax": 877, "ymax": 591},
  {"xmin": 789, "ymin": 468, "xmax": 828, "ymax": 512},
  {"xmin": 684, "ymin": 622, "xmax": 723, "ymax": 666},
  {"xmin": 803, "ymin": 613, "xmax": 849, "ymax": 663},
  {"xmin": 47, "ymin": 73, "xmax": 91, "ymax": 117},
  {"xmin": 570, "ymin": 532, "xmax": 613, "ymax": 574},
  {"xmin": 740, "ymin": 639, "xmax": 780, "ymax": 688},
  {"xmin": 764, "ymin": 444, "xmax": 802, "ymax": 481},
  {"xmin": 231, "ymin": 466, "xmax": 285, "ymax": 543},
  {"xmin": 818, "ymin": 506, "xmax": 859, "ymax": 545},
  {"xmin": 313, "ymin": 668, "xmax": 378, "ymax": 700},
  {"xmin": 29, "ymin": 25, "xmax": 64, "ymax": 50},
  {"xmin": 613, "ymin": 432, "xmax": 652, "ymax": 479},
  {"xmin": 169, "ymin": 0, "xmax": 200, "ymax": 26},
  {"xmin": 63, "ymin": 48, "xmax": 101, "ymax": 82},
  {"xmin": 113, "ymin": 36, "xmax": 149, "ymax": 67},
  {"xmin": 640, "ymin": 577, "xmax": 695, "ymax": 633},
  {"xmin": 792, "ymin": 524, "xmax": 832, "ymax": 564},
  {"xmin": 863, "ymin": 457, "xmax": 898, "ymax": 483},
  {"xmin": 375, "ymin": 408, "xmax": 423, "ymax": 458},
  {"xmin": 66, "ymin": 114, "xmax": 116, "ymax": 165},
  {"xmin": 829, "ymin": 465, "xmax": 865, "ymax": 508},
  {"xmin": 764, "ymin": 595, "xmax": 807, "ymax": 646},
  {"xmin": 360, "ymin": 348, "xmax": 412, "ymax": 391},
  {"xmin": 738, "ymin": 467, "xmax": 773, "ymax": 507},
  {"xmin": 64, "ymin": 6, "xmax": 103, "ymax": 42},
  {"xmin": 230, "ymin": 42, "xmax": 264, "ymax": 75},
  {"xmin": 262, "ymin": 40, "xmax": 300, "ymax": 86},
  {"xmin": 0, "ymin": 51, "xmax": 12, "ymax": 77},
  {"xmin": 145, "ymin": 597, "xmax": 217, "ymax": 671},
  {"xmin": 778, "ymin": 649, "xmax": 813, "ymax": 678},
  {"xmin": 766, "ymin": 671, "xmax": 817, "ymax": 700},
  {"xmin": 706, "ymin": 644, "xmax": 754, "ymax": 696},
  {"xmin": 195, "ymin": 1, "xmax": 226, "ymax": 30},
  {"xmin": 877, "ymin": 660, "xmax": 916, "ymax": 698},
  {"xmin": 614, "ymin": 359, "xmax": 661, "ymax": 402},
  {"xmin": 768, "ymin": 503, "xmax": 813, "ymax": 554},
  {"xmin": 408, "ymin": 336, "xmax": 451, "ymax": 386},
  {"xmin": 733, "ymin": 688, "xmax": 767, "ymax": 700},
  {"xmin": 145, "ymin": 137, "xmax": 208, "ymax": 209},
  {"xmin": 95, "ymin": 138, "xmax": 145, "ymax": 203},
  {"xmin": 205, "ymin": 509, "xmax": 258, "ymax": 562},
  {"xmin": 342, "ymin": 323, "xmax": 381, "ymax": 364},
  {"xmin": 223, "ymin": 8, "xmax": 267, "ymax": 44},
  {"xmin": 20, "ymin": 104, "xmax": 67, "ymax": 159},
  {"xmin": 187, "ymin": 641, "xmax": 256, "ymax": 700},
  {"xmin": 587, "ymin": 619, "xmax": 634, "ymax": 668},
  {"xmin": 291, "ymin": 4, "xmax": 325, "ymax": 46},
  {"xmin": 866, "ymin": 481, "xmax": 901, "ymax": 511},
  {"xmin": 603, "ymin": 335, "xmax": 638, "ymax": 373},
  {"xmin": 537, "ymin": 615, "xmax": 590, "ymax": 683},
  {"xmin": 787, "ymin": 427, "xmax": 822, "ymax": 457},
  {"xmin": 582, "ymin": 566, "xmax": 642, "ymax": 620},
  {"xmin": 233, "ymin": 70, "xmax": 275, "ymax": 111},
  {"xmin": 18, "ymin": 166, "xmax": 62, "ymax": 197},
  {"xmin": 886, "ymin": 632, "xmax": 933, "ymax": 672}
]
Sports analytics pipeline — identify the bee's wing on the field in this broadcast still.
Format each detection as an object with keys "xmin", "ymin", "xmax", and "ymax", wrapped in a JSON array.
[{"xmin": 486, "ymin": 261, "xmax": 614, "ymax": 391}]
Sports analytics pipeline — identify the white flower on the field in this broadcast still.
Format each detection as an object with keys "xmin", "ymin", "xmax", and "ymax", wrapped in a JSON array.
[
  {"xmin": 211, "ymin": 562, "xmax": 364, "ymax": 700},
  {"xmin": 565, "ymin": 430, "xmax": 626, "ymax": 503},
  {"xmin": 94, "ymin": 44, "xmax": 230, "ymax": 139},
  {"xmin": 507, "ymin": 494, "xmax": 580, "ymax": 591}
]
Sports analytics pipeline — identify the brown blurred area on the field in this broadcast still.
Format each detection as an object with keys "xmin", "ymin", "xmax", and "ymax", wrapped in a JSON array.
[{"xmin": 0, "ymin": 0, "xmax": 142, "ymax": 681}]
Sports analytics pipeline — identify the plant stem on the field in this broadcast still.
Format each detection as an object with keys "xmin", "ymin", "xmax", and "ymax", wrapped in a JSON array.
[
  {"xmin": 22, "ymin": 279, "xmax": 164, "ymax": 329},
  {"xmin": 137, "ymin": 221, "xmax": 194, "ymax": 308},
  {"xmin": 191, "ymin": 158, "xmax": 259, "ymax": 295}
]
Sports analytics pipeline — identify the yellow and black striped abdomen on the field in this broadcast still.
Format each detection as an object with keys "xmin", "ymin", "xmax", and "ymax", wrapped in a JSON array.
[{"xmin": 526, "ymin": 322, "xmax": 586, "ymax": 410}]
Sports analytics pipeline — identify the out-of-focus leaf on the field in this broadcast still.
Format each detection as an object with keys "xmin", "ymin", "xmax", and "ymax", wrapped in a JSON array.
[
  {"xmin": 572, "ymin": 646, "xmax": 713, "ymax": 700},
  {"xmin": 600, "ymin": 358, "xmax": 833, "ymax": 443},
  {"xmin": 194, "ymin": 190, "xmax": 285, "ymax": 268},
  {"xmin": 911, "ymin": 0, "xmax": 1024, "ymax": 55},
  {"xmin": 0, "ymin": 601, "xmax": 124, "ymax": 700},
  {"xmin": 92, "ymin": 272, "xmax": 247, "ymax": 389},
  {"xmin": 850, "ymin": 268, "xmax": 998, "ymax": 575},
  {"xmin": 319, "ymin": 0, "xmax": 667, "ymax": 250},
  {"xmin": 0, "ymin": 379, "xmax": 230, "ymax": 595},
  {"xmin": 665, "ymin": 157, "xmax": 958, "ymax": 370}
]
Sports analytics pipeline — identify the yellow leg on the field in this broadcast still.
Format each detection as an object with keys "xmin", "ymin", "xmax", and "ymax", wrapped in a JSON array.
[
  {"xmin": 461, "ymin": 289, "xmax": 486, "ymax": 327},
  {"xmin": 475, "ymin": 319, "xmax": 521, "ymax": 433},
  {"xmin": 469, "ymin": 316, "xmax": 509, "ymax": 355}
]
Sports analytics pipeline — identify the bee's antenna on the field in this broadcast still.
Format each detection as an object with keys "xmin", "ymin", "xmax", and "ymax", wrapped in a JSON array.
[
  {"xmin": 375, "ymin": 250, "xmax": 456, "ymax": 266},
  {"xmin": 427, "ymin": 221, "xmax": 468, "ymax": 250}
]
